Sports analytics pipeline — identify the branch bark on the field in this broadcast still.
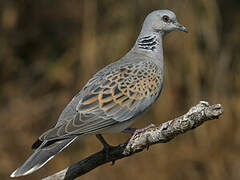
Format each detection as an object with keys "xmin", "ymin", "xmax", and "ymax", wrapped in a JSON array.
[{"xmin": 43, "ymin": 101, "xmax": 223, "ymax": 180}]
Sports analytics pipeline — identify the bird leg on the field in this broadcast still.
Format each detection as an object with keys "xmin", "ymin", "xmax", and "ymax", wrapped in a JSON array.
[
  {"xmin": 96, "ymin": 134, "xmax": 115, "ymax": 165},
  {"xmin": 121, "ymin": 127, "xmax": 137, "ymax": 134},
  {"xmin": 123, "ymin": 123, "xmax": 156, "ymax": 142}
]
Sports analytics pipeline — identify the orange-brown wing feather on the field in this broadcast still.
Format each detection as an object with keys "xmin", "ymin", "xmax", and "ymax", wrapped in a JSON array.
[
  {"xmin": 40, "ymin": 61, "xmax": 163, "ymax": 141},
  {"xmin": 79, "ymin": 62, "xmax": 162, "ymax": 121}
]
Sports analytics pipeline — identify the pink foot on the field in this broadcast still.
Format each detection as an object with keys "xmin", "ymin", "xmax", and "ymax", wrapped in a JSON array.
[{"xmin": 128, "ymin": 123, "xmax": 155, "ymax": 142}]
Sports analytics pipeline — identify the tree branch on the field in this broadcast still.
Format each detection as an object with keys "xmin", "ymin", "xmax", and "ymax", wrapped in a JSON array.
[{"xmin": 43, "ymin": 101, "xmax": 223, "ymax": 180}]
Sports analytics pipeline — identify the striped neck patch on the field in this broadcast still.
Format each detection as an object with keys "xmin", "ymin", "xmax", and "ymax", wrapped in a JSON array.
[{"xmin": 137, "ymin": 35, "xmax": 158, "ymax": 51}]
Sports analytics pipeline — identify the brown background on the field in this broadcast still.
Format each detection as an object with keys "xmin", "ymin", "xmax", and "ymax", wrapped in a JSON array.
[{"xmin": 1, "ymin": 0, "xmax": 239, "ymax": 180}]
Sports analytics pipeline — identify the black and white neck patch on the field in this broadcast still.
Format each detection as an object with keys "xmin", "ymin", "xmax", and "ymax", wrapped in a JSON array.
[{"xmin": 137, "ymin": 35, "xmax": 158, "ymax": 51}]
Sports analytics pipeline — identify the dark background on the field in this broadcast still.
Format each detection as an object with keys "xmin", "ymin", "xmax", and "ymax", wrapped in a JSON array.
[{"xmin": 1, "ymin": 0, "xmax": 240, "ymax": 179}]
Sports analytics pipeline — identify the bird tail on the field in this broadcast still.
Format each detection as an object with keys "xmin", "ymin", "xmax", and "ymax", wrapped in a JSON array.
[{"xmin": 10, "ymin": 137, "xmax": 77, "ymax": 178}]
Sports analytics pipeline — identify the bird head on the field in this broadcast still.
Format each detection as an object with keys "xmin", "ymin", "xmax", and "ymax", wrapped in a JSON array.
[{"xmin": 141, "ymin": 10, "xmax": 188, "ymax": 36}]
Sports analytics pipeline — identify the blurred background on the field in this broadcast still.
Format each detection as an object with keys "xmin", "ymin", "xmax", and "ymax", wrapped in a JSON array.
[{"xmin": 0, "ymin": 0, "xmax": 239, "ymax": 179}]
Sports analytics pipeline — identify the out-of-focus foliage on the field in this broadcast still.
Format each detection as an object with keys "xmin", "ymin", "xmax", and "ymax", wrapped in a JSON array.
[{"xmin": 0, "ymin": 0, "xmax": 239, "ymax": 180}]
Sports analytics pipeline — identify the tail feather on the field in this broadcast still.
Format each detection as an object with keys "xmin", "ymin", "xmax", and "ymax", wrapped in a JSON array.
[
  {"xmin": 10, "ymin": 137, "xmax": 77, "ymax": 177},
  {"xmin": 31, "ymin": 139, "xmax": 43, "ymax": 149}
]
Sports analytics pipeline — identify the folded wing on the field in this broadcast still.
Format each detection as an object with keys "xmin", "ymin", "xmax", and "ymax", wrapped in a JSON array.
[{"xmin": 40, "ymin": 61, "xmax": 162, "ymax": 141}]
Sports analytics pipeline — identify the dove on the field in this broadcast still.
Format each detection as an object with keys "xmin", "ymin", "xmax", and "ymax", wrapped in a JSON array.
[{"xmin": 10, "ymin": 9, "xmax": 187, "ymax": 177}]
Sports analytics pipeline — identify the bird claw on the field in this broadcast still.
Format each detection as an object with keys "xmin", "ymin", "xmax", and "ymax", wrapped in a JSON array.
[
  {"xmin": 101, "ymin": 144, "xmax": 116, "ymax": 165},
  {"xmin": 128, "ymin": 123, "xmax": 156, "ymax": 142},
  {"xmin": 96, "ymin": 134, "xmax": 116, "ymax": 164}
]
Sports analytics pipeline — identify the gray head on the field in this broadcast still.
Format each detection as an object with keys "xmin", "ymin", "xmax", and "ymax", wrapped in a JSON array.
[{"xmin": 140, "ymin": 10, "xmax": 188, "ymax": 36}]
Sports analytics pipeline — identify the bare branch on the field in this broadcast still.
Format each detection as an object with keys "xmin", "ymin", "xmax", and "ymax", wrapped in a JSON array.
[{"xmin": 43, "ymin": 101, "xmax": 223, "ymax": 180}]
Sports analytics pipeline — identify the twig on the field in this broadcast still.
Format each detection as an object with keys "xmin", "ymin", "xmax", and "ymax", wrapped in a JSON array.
[{"xmin": 43, "ymin": 101, "xmax": 223, "ymax": 180}]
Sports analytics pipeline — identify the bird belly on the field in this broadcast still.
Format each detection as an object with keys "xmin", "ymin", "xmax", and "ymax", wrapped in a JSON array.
[{"xmin": 99, "ymin": 118, "xmax": 136, "ymax": 134}]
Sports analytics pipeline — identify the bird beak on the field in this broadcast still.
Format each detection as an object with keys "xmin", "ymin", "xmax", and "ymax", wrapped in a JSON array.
[{"xmin": 174, "ymin": 22, "xmax": 188, "ymax": 33}]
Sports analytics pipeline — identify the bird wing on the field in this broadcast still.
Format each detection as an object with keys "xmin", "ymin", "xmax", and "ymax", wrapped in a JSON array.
[{"xmin": 40, "ymin": 60, "xmax": 163, "ymax": 141}]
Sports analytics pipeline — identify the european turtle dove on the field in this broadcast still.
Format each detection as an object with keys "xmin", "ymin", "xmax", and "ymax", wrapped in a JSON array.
[{"xmin": 11, "ymin": 9, "xmax": 187, "ymax": 177}]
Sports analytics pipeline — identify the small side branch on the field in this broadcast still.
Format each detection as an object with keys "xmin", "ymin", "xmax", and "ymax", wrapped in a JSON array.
[{"xmin": 43, "ymin": 101, "xmax": 223, "ymax": 180}]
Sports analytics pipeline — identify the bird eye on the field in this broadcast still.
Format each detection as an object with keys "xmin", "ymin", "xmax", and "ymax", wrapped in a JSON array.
[{"xmin": 162, "ymin": 15, "xmax": 169, "ymax": 22}]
